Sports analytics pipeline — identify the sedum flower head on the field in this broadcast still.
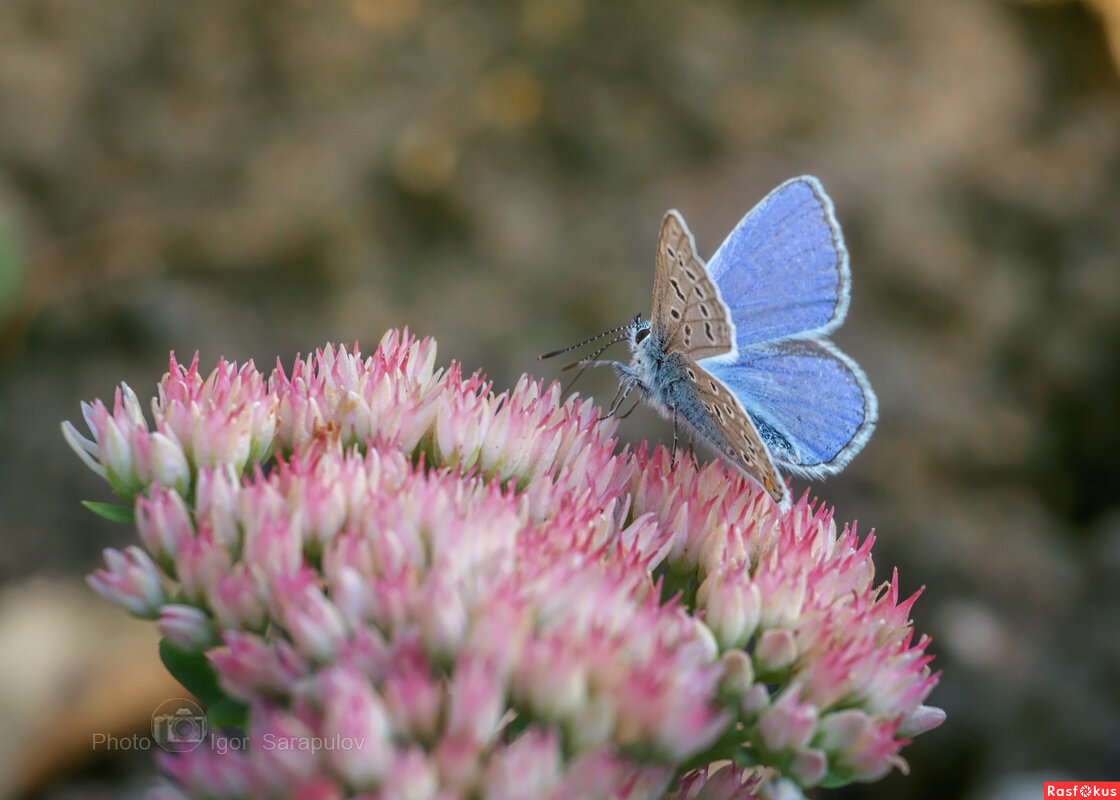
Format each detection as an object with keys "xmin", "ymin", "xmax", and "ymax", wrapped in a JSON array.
[{"xmin": 65, "ymin": 330, "xmax": 943, "ymax": 800}]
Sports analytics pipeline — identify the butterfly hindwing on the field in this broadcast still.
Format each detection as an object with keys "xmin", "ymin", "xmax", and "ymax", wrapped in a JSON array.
[
  {"xmin": 701, "ymin": 337, "xmax": 877, "ymax": 478},
  {"xmin": 651, "ymin": 211, "xmax": 736, "ymax": 361},
  {"xmin": 706, "ymin": 176, "xmax": 849, "ymax": 350},
  {"xmin": 683, "ymin": 357, "xmax": 787, "ymax": 505}
]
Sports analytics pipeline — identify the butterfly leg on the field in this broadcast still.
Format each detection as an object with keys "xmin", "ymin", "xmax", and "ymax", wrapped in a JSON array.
[
  {"xmin": 578, "ymin": 359, "xmax": 644, "ymax": 421},
  {"xmin": 670, "ymin": 406, "xmax": 679, "ymax": 468},
  {"xmin": 600, "ymin": 380, "xmax": 627, "ymax": 420},
  {"xmin": 602, "ymin": 378, "xmax": 638, "ymax": 420},
  {"xmin": 617, "ymin": 397, "xmax": 642, "ymax": 420}
]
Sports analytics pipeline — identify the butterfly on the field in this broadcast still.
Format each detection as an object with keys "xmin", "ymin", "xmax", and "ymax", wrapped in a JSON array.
[{"xmin": 542, "ymin": 176, "xmax": 877, "ymax": 510}]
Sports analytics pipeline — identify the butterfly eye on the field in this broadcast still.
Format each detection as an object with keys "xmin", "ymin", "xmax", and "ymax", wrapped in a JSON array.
[{"xmin": 634, "ymin": 328, "xmax": 650, "ymax": 344}]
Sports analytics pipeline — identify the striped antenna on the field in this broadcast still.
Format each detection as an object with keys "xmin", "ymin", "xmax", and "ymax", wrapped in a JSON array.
[
  {"xmin": 559, "ymin": 333, "xmax": 628, "ymax": 393},
  {"xmin": 538, "ymin": 323, "xmax": 630, "ymax": 360}
]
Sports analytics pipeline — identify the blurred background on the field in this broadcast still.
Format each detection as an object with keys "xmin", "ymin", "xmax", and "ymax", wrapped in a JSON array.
[{"xmin": 1, "ymin": 0, "xmax": 1119, "ymax": 797}]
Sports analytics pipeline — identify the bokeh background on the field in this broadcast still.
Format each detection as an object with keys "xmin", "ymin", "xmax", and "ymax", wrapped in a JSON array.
[{"xmin": 1, "ymin": 0, "xmax": 1119, "ymax": 797}]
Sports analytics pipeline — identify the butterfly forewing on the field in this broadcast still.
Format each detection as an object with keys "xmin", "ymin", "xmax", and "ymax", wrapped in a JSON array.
[
  {"xmin": 706, "ymin": 176, "xmax": 850, "ymax": 349},
  {"xmin": 685, "ymin": 358, "xmax": 787, "ymax": 505},
  {"xmin": 652, "ymin": 211, "xmax": 736, "ymax": 361}
]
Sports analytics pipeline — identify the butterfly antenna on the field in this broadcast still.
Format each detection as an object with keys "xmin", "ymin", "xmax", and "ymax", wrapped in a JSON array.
[
  {"xmin": 538, "ymin": 323, "xmax": 630, "ymax": 360},
  {"xmin": 560, "ymin": 333, "xmax": 627, "ymax": 371},
  {"xmin": 559, "ymin": 334, "xmax": 628, "ymax": 393}
]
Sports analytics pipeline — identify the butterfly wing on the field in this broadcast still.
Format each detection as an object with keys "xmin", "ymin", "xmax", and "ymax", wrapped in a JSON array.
[
  {"xmin": 700, "ymin": 338, "xmax": 877, "ymax": 479},
  {"xmin": 643, "ymin": 186, "xmax": 870, "ymax": 503},
  {"xmin": 651, "ymin": 211, "xmax": 737, "ymax": 361},
  {"xmin": 707, "ymin": 176, "xmax": 849, "ymax": 349},
  {"xmin": 682, "ymin": 358, "xmax": 788, "ymax": 507}
]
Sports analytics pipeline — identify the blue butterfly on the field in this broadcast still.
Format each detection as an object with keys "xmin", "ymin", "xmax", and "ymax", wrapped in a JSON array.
[{"xmin": 550, "ymin": 177, "xmax": 877, "ymax": 509}]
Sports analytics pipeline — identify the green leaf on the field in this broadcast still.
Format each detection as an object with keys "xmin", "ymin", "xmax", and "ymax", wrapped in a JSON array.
[
  {"xmin": 207, "ymin": 697, "xmax": 249, "ymax": 730},
  {"xmin": 159, "ymin": 639, "xmax": 225, "ymax": 706},
  {"xmin": 81, "ymin": 500, "xmax": 135, "ymax": 524}
]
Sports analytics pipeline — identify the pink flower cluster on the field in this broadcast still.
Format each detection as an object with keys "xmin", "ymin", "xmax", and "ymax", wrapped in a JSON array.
[
  {"xmin": 65, "ymin": 331, "xmax": 943, "ymax": 800},
  {"xmin": 633, "ymin": 450, "xmax": 942, "ymax": 784}
]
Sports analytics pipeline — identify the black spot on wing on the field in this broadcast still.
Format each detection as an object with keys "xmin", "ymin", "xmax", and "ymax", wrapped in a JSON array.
[{"xmin": 669, "ymin": 278, "xmax": 687, "ymax": 301}]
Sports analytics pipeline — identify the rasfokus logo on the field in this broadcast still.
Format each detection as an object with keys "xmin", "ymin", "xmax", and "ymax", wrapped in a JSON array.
[{"xmin": 1045, "ymin": 782, "xmax": 1120, "ymax": 797}]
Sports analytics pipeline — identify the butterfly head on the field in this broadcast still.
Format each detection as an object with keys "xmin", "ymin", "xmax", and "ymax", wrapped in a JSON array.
[
  {"xmin": 624, "ymin": 314, "xmax": 663, "ymax": 385},
  {"xmin": 626, "ymin": 314, "xmax": 655, "ymax": 353},
  {"xmin": 628, "ymin": 314, "xmax": 650, "ymax": 343}
]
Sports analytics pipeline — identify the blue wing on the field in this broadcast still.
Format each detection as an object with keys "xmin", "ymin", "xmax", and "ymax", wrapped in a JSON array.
[
  {"xmin": 700, "ymin": 338, "xmax": 877, "ymax": 478},
  {"xmin": 705, "ymin": 176, "xmax": 849, "ymax": 352}
]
